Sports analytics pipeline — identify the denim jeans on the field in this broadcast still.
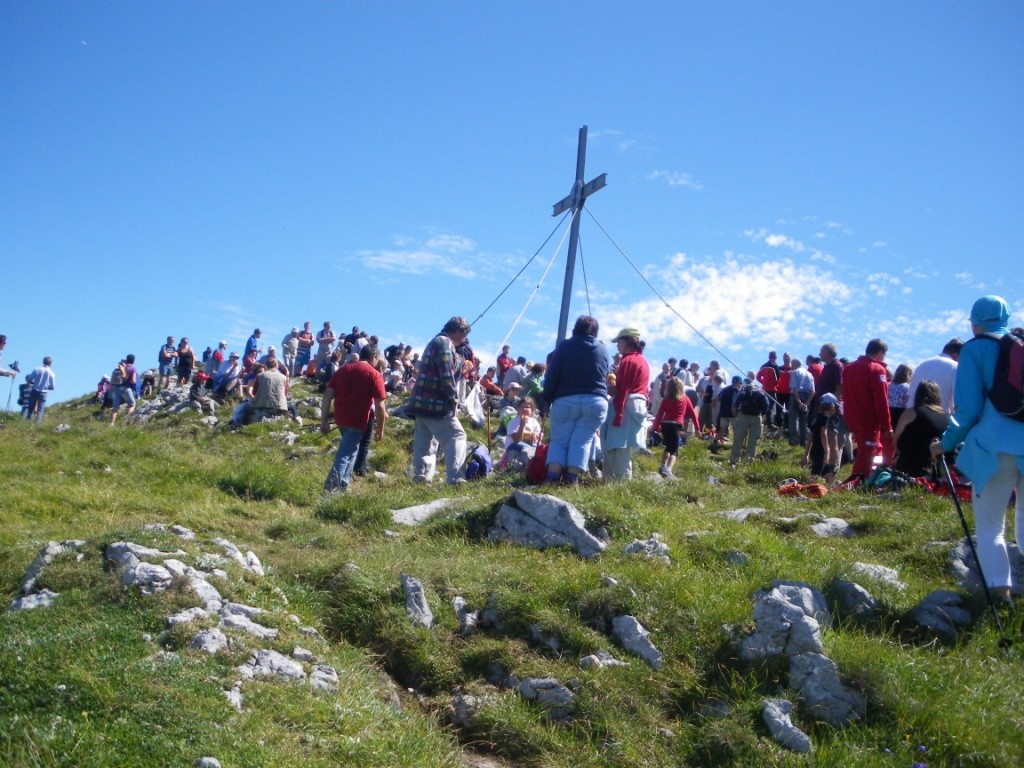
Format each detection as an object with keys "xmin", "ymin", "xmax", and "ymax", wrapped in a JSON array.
[
  {"xmin": 26, "ymin": 390, "xmax": 47, "ymax": 423},
  {"xmin": 548, "ymin": 394, "xmax": 608, "ymax": 471},
  {"xmin": 324, "ymin": 426, "xmax": 364, "ymax": 492}
]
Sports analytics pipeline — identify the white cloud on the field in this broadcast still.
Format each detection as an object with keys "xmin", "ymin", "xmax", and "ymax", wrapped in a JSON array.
[
  {"xmin": 360, "ymin": 248, "xmax": 475, "ymax": 279},
  {"xmin": 360, "ymin": 233, "xmax": 479, "ymax": 279},
  {"xmin": 593, "ymin": 255, "xmax": 852, "ymax": 361},
  {"xmin": 647, "ymin": 170, "xmax": 703, "ymax": 190}
]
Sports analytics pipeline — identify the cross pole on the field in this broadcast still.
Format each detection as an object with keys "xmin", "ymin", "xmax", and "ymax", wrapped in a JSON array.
[{"xmin": 551, "ymin": 125, "xmax": 606, "ymax": 343}]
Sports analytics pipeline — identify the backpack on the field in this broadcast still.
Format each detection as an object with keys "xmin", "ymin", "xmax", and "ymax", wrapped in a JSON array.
[
  {"xmin": 977, "ymin": 332, "xmax": 1024, "ymax": 421},
  {"xmin": 526, "ymin": 443, "xmax": 550, "ymax": 485},
  {"xmin": 110, "ymin": 363, "xmax": 126, "ymax": 387},
  {"xmin": 463, "ymin": 443, "xmax": 493, "ymax": 480}
]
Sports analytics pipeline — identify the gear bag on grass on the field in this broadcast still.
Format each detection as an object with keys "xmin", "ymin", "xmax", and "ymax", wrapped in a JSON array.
[
  {"xmin": 526, "ymin": 443, "xmax": 550, "ymax": 485},
  {"xmin": 463, "ymin": 442, "xmax": 493, "ymax": 480},
  {"xmin": 975, "ymin": 331, "xmax": 1024, "ymax": 421}
]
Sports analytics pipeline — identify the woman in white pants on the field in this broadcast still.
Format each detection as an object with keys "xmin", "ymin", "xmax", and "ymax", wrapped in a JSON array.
[{"xmin": 932, "ymin": 295, "xmax": 1024, "ymax": 599}]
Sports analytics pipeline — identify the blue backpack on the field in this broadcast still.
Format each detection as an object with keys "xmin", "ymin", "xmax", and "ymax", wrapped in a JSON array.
[{"xmin": 464, "ymin": 443, "xmax": 493, "ymax": 480}]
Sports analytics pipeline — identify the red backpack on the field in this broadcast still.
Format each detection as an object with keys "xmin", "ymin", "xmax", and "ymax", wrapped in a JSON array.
[{"xmin": 526, "ymin": 443, "xmax": 550, "ymax": 485}]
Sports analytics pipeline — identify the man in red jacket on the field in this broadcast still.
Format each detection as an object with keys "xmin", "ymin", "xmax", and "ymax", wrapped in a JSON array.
[{"xmin": 841, "ymin": 338, "xmax": 893, "ymax": 483}]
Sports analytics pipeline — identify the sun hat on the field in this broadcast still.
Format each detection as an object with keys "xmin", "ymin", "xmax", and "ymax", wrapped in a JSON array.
[
  {"xmin": 969, "ymin": 295, "xmax": 1011, "ymax": 332},
  {"xmin": 612, "ymin": 327, "xmax": 641, "ymax": 342}
]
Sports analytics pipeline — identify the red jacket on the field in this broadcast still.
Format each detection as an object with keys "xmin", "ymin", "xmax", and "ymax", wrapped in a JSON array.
[{"xmin": 842, "ymin": 355, "xmax": 891, "ymax": 433}]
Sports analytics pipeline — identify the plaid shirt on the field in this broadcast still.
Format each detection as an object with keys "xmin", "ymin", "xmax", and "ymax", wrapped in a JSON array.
[{"xmin": 406, "ymin": 334, "xmax": 461, "ymax": 418}]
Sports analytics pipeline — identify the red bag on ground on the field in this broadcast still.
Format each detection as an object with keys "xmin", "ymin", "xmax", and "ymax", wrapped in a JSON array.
[{"xmin": 526, "ymin": 443, "xmax": 550, "ymax": 485}]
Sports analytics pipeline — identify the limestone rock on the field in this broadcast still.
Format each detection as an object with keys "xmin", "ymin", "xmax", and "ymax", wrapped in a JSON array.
[
  {"xmin": 391, "ymin": 498, "xmax": 456, "ymax": 526},
  {"xmin": 831, "ymin": 579, "xmax": 880, "ymax": 620},
  {"xmin": 310, "ymin": 664, "xmax": 339, "ymax": 693},
  {"xmin": 517, "ymin": 677, "xmax": 576, "ymax": 720},
  {"xmin": 580, "ymin": 649, "xmax": 628, "ymax": 670},
  {"xmin": 20, "ymin": 540, "xmax": 85, "ymax": 595},
  {"xmin": 238, "ymin": 649, "xmax": 306, "ymax": 681},
  {"xmin": 851, "ymin": 562, "xmax": 906, "ymax": 591},
  {"xmin": 950, "ymin": 538, "xmax": 1024, "ymax": 596},
  {"xmin": 168, "ymin": 606, "xmax": 212, "ymax": 627},
  {"xmin": 612, "ymin": 615, "xmax": 663, "ymax": 669},
  {"xmin": 192, "ymin": 628, "xmax": 229, "ymax": 654},
  {"xmin": 623, "ymin": 534, "xmax": 671, "ymax": 564},
  {"xmin": 489, "ymin": 491, "xmax": 606, "ymax": 559},
  {"xmin": 762, "ymin": 698, "xmax": 812, "ymax": 753},
  {"xmin": 788, "ymin": 652, "xmax": 865, "ymax": 726},
  {"xmin": 401, "ymin": 574, "xmax": 434, "ymax": 628},
  {"xmin": 452, "ymin": 596, "xmax": 479, "ymax": 636},
  {"xmin": 737, "ymin": 590, "xmax": 824, "ymax": 662},
  {"xmin": 810, "ymin": 518, "xmax": 854, "ymax": 538},
  {"xmin": 220, "ymin": 612, "xmax": 278, "ymax": 640},
  {"xmin": 224, "ymin": 682, "xmax": 243, "ymax": 711},
  {"xmin": 719, "ymin": 507, "xmax": 765, "ymax": 522},
  {"xmin": 448, "ymin": 693, "xmax": 481, "ymax": 728},
  {"xmin": 913, "ymin": 589, "xmax": 973, "ymax": 640},
  {"xmin": 8, "ymin": 588, "xmax": 59, "ymax": 611}
]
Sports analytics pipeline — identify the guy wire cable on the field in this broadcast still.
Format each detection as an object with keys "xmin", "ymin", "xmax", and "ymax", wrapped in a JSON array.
[
  {"xmin": 491, "ymin": 207, "xmax": 578, "ymax": 358},
  {"xmin": 470, "ymin": 210, "xmax": 572, "ymax": 328},
  {"xmin": 584, "ymin": 207, "xmax": 770, "ymax": 394}
]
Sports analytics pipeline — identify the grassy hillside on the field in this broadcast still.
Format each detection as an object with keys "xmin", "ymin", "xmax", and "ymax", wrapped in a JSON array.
[{"xmin": 2, "ymin": 385, "xmax": 1023, "ymax": 768}]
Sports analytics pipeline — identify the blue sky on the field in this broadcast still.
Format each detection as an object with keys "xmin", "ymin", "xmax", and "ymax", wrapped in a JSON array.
[{"xmin": 3, "ymin": 2, "xmax": 1023, "ymax": 403}]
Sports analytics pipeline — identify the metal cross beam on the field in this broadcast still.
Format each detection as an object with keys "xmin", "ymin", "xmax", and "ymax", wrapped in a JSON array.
[{"xmin": 552, "ymin": 125, "xmax": 606, "ymax": 344}]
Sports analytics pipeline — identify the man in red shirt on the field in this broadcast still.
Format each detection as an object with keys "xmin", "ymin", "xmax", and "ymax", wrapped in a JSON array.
[
  {"xmin": 320, "ymin": 345, "xmax": 387, "ymax": 493},
  {"xmin": 842, "ymin": 338, "xmax": 893, "ymax": 482},
  {"xmin": 496, "ymin": 345, "xmax": 514, "ymax": 387}
]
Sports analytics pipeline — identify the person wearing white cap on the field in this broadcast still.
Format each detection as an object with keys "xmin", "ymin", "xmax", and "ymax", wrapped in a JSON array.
[
  {"xmin": 802, "ymin": 392, "xmax": 840, "ymax": 483},
  {"xmin": 281, "ymin": 327, "xmax": 300, "ymax": 377}
]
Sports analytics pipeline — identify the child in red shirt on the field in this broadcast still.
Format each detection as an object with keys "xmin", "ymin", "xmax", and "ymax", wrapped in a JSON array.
[{"xmin": 652, "ymin": 377, "xmax": 701, "ymax": 478}]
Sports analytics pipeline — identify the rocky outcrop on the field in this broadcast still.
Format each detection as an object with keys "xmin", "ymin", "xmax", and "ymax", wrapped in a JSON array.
[{"xmin": 489, "ymin": 491, "xmax": 606, "ymax": 558}]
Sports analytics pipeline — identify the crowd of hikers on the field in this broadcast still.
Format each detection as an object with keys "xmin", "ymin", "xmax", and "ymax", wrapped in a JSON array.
[{"xmin": 3, "ymin": 293, "xmax": 1023, "ymax": 601}]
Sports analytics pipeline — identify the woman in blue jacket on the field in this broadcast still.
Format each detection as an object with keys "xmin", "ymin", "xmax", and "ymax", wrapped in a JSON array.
[
  {"xmin": 933, "ymin": 295, "xmax": 1024, "ymax": 599},
  {"xmin": 542, "ymin": 315, "xmax": 610, "ymax": 484}
]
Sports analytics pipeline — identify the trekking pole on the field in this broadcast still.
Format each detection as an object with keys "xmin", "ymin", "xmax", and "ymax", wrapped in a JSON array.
[
  {"xmin": 2, "ymin": 376, "xmax": 14, "ymax": 427},
  {"xmin": 1, "ymin": 362, "xmax": 20, "ymax": 428},
  {"xmin": 940, "ymin": 454, "xmax": 1012, "ymax": 649}
]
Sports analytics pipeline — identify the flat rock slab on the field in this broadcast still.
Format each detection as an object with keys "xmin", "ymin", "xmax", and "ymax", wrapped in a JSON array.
[
  {"xmin": 719, "ymin": 507, "xmax": 766, "ymax": 522},
  {"xmin": 8, "ymin": 588, "xmax": 60, "ymax": 612},
  {"xmin": 239, "ymin": 649, "xmax": 306, "ymax": 681},
  {"xmin": 391, "ymin": 498, "xmax": 456, "ymax": 526},
  {"xmin": 851, "ymin": 562, "xmax": 906, "ymax": 591},
  {"xmin": 810, "ymin": 518, "xmax": 854, "ymax": 538}
]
